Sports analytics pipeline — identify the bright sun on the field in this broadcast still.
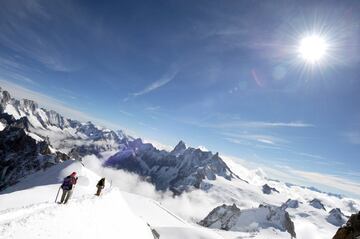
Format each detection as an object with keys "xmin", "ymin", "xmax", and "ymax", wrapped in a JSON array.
[{"xmin": 298, "ymin": 35, "xmax": 328, "ymax": 64}]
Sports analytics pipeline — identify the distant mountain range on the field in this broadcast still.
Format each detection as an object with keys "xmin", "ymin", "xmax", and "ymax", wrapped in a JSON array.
[{"xmin": 0, "ymin": 87, "xmax": 240, "ymax": 194}]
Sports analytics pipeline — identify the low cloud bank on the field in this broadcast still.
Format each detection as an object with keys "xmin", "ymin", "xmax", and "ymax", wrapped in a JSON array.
[{"xmin": 81, "ymin": 155, "xmax": 226, "ymax": 221}]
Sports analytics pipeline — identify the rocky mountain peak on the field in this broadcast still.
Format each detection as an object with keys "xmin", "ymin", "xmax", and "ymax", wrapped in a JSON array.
[
  {"xmin": 309, "ymin": 198, "xmax": 326, "ymax": 211},
  {"xmin": 333, "ymin": 211, "xmax": 360, "ymax": 239},
  {"xmin": 21, "ymin": 99, "xmax": 38, "ymax": 110},
  {"xmin": 174, "ymin": 140, "xmax": 187, "ymax": 150},
  {"xmin": 282, "ymin": 199, "xmax": 300, "ymax": 209},
  {"xmin": 0, "ymin": 89, "xmax": 12, "ymax": 105},
  {"xmin": 199, "ymin": 203, "xmax": 296, "ymax": 238},
  {"xmin": 327, "ymin": 208, "xmax": 348, "ymax": 227},
  {"xmin": 172, "ymin": 140, "xmax": 187, "ymax": 155},
  {"xmin": 199, "ymin": 204, "xmax": 241, "ymax": 230},
  {"xmin": 262, "ymin": 184, "xmax": 280, "ymax": 194}
]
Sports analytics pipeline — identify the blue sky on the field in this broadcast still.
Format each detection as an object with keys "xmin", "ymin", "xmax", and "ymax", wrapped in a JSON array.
[{"xmin": 0, "ymin": 0, "xmax": 360, "ymax": 197}]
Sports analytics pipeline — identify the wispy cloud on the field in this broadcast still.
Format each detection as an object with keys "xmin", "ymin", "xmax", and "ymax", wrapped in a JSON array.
[
  {"xmin": 57, "ymin": 87, "xmax": 79, "ymax": 100},
  {"xmin": 0, "ymin": 1, "xmax": 81, "ymax": 72},
  {"xmin": 185, "ymin": 116, "xmax": 314, "ymax": 129},
  {"xmin": 142, "ymin": 138, "xmax": 173, "ymax": 151},
  {"xmin": 145, "ymin": 106, "xmax": 160, "ymax": 111},
  {"xmin": 291, "ymin": 169, "xmax": 360, "ymax": 197},
  {"xmin": 295, "ymin": 152, "xmax": 325, "ymax": 160},
  {"xmin": 344, "ymin": 131, "xmax": 360, "ymax": 145},
  {"xmin": 0, "ymin": 56, "xmax": 38, "ymax": 85},
  {"xmin": 124, "ymin": 67, "xmax": 178, "ymax": 101},
  {"xmin": 222, "ymin": 132, "xmax": 287, "ymax": 146},
  {"xmin": 119, "ymin": 109, "xmax": 134, "ymax": 117},
  {"xmin": 226, "ymin": 155, "xmax": 360, "ymax": 198},
  {"xmin": 209, "ymin": 121, "xmax": 314, "ymax": 129}
]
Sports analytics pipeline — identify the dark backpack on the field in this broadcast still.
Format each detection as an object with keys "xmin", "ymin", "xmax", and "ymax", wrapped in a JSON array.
[
  {"xmin": 61, "ymin": 176, "xmax": 73, "ymax": 190},
  {"xmin": 97, "ymin": 178, "xmax": 105, "ymax": 187}
]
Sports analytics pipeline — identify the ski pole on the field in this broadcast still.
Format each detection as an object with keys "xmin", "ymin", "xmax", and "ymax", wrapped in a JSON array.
[{"xmin": 55, "ymin": 186, "xmax": 61, "ymax": 203}]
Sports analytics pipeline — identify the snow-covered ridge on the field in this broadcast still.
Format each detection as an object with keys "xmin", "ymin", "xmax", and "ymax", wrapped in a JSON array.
[{"xmin": 0, "ymin": 87, "xmax": 131, "ymax": 155}]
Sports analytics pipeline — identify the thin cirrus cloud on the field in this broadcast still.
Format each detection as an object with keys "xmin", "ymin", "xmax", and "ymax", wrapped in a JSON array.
[
  {"xmin": 0, "ymin": 56, "xmax": 38, "ymax": 85},
  {"xmin": 0, "ymin": 1, "xmax": 80, "ymax": 73},
  {"xmin": 185, "ymin": 117, "xmax": 314, "ymax": 131},
  {"xmin": 124, "ymin": 67, "xmax": 178, "ymax": 101},
  {"xmin": 344, "ymin": 131, "xmax": 360, "ymax": 145},
  {"xmin": 223, "ymin": 155, "xmax": 360, "ymax": 198},
  {"xmin": 206, "ymin": 121, "xmax": 314, "ymax": 129},
  {"xmin": 291, "ymin": 169, "xmax": 360, "ymax": 197},
  {"xmin": 119, "ymin": 109, "xmax": 134, "ymax": 117},
  {"xmin": 221, "ymin": 132, "xmax": 287, "ymax": 146},
  {"xmin": 145, "ymin": 106, "xmax": 161, "ymax": 111}
]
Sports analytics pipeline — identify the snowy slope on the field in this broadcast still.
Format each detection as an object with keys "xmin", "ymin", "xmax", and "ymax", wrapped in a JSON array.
[
  {"xmin": 0, "ymin": 161, "xmax": 224, "ymax": 239},
  {"xmin": 0, "ymin": 190, "xmax": 154, "ymax": 239},
  {"xmin": 123, "ymin": 192, "xmax": 224, "ymax": 239},
  {"xmin": 0, "ymin": 161, "xmax": 152, "ymax": 239}
]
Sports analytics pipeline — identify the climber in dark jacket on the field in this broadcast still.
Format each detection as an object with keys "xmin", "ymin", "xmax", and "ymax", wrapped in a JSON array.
[
  {"xmin": 60, "ymin": 172, "xmax": 78, "ymax": 204},
  {"xmin": 95, "ymin": 178, "xmax": 105, "ymax": 196}
]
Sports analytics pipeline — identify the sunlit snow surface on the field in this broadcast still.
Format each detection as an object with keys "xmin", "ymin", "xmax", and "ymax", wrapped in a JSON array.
[{"xmin": 0, "ymin": 161, "xmax": 223, "ymax": 239}]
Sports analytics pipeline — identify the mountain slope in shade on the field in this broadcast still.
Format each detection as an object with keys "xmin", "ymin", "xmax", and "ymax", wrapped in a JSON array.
[
  {"xmin": 104, "ymin": 139, "xmax": 241, "ymax": 194},
  {"xmin": 0, "ymin": 112, "xmax": 69, "ymax": 190}
]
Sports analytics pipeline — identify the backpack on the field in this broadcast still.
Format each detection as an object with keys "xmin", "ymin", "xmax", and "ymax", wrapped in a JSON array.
[
  {"xmin": 97, "ymin": 178, "xmax": 105, "ymax": 188},
  {"xmin": 61, "ymin": 176, "xmax": 73, "ymax": 190}
]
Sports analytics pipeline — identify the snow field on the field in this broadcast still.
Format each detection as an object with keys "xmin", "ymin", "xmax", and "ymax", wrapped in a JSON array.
[{"xmin": 0, "ymin": 189, "xmax": 154, "ymax": 239}]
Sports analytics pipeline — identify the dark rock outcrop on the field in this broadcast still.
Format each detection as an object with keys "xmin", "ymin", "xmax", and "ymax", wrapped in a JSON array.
[
  {"xmin": 199, "ymin": 204, "xmax": 241, "ymax": 230},
  {"xmin": 199, "ymin": 203, "xmax": 296, "ymax": 238},
  {"xmin": 0, "ymin": 115, "xmax": 70, "ymax": 191},
  {"xmin": 327, "ymin": 208, "xmax": 348, "ymax": 227},
  {"xmin": 282, "ymin": 199, "xmax": 300, "ymax": 209},
  {"xmin": 262, "ymin": 184, "xmax": 279, "ymax": 194},
  {"xmin": 309, "ymin": 198, "xmax": 326, "ymax": 211},
  {"xmin": 333, "ymin": 212, "xmax": 360, "ymax": 239}
]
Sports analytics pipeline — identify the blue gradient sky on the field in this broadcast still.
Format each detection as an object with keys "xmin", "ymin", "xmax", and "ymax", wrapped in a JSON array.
[{"xmin": 0, "ymin": 0, "xmax": 359, "ymax": 196}]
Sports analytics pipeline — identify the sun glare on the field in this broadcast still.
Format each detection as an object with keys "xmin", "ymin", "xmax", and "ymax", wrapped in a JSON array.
[{"xmin": 298, "ymin": 35, "xmax": 328, "ymax": 64}]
